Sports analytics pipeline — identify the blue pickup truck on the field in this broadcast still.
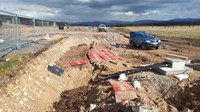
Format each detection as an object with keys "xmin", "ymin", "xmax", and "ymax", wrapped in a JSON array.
[{"xmin": 129, "ymin": 31, "xmax": 161, "ymax": 50}]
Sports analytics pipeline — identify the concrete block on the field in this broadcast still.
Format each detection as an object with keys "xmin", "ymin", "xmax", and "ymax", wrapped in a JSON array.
[
  {"xmin": 156, "ymin": 67, "xmax": 193, "ymax": 75},
  {"xmin": 185, "ymin": 60, "xmax": 192, "ymax": 65},
  {"xmin": 165, "ymin": 58, "xmax": 186, "ymax": 68}
]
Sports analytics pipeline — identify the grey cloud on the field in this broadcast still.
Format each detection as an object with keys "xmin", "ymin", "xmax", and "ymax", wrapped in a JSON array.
[{"xmin": 0, "ymin": 0, "xmax": 200, "ymax": 22}]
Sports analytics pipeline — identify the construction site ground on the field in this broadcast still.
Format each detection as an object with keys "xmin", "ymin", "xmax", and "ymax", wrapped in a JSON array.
[{"xmin": 0, "ymin": 26, "xmax": 199, "ymax": 112}]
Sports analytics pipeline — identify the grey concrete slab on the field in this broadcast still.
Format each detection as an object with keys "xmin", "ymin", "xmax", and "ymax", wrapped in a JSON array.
[{"xmin": 155, "ymin": 67, "xmax": 193, "ymax": 75}]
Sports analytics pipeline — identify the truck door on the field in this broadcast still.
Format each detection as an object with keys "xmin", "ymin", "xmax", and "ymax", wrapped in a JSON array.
[{"xmin": 134, "ymin": 35, "xmax": 142, "ymax": 46}]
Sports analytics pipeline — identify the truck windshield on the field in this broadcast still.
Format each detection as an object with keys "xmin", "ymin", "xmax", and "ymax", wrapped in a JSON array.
[
  {"xmin": 99, "ymin": 24, "xmax": 106, "ymax": 27},
  {"xmin": 143, "ymin": 34, "xmax": 154, "ymax": 38}
]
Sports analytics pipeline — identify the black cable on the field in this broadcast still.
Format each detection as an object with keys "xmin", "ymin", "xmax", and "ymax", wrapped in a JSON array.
[
  {"xmin": 0, "ymin": 48, "xmax": 15, "ymax": 58},
  {"xmin": 98, "ymin": 62, "xmax": 171, "ymax": 80}
]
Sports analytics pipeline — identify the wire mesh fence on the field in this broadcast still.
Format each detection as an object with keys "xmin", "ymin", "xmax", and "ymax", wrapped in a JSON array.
[
  {"xmin": 0, "ymin": 10, "xmax": 58, "ymax": 57},
  {"xmin": 0, "ymin": 11, "xmax": 16, "ymax": 55}
]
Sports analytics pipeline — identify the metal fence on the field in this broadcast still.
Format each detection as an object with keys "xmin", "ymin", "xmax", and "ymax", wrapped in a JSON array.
[{"xmin": 0, "ymin": 10, "xmax": 58, "ymax": 56}]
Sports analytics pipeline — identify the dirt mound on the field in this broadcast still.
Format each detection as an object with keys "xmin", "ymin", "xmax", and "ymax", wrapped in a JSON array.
[
  {"xmin": 167, "ymin": 80, "xmax": 200, "ymax": 111},
  {"xmin": 53, "ymin": 86, "xmax": 88, "ymax": 112},
  {"xmin": 85, "ymin": 82, "xmax": 116, "ymax": 111},
  {"xmin": 119, "ymin": 51, "xmax": 164, "ymax": 66},
  {"xmin": 53, "ymin": 81, "xmax": 119, "ymax": 112}
]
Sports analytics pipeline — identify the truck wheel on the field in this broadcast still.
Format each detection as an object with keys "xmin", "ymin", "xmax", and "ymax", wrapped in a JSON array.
[
  {"xmin": 130, "ymin": 41, "xmax": 134, "ymax": 47},
  {"xmin": 155, "ymin": 46, "xmax": 159, "ymax": 49},
  {"xmin": 141, "ymin": 44, "xmax": 147, "ymax": 50}
]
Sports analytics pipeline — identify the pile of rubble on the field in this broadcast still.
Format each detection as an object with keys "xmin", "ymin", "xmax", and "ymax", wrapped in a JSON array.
[{"xmin": 53, "ymin": 40, "xmax": 199, "ymax": 112}]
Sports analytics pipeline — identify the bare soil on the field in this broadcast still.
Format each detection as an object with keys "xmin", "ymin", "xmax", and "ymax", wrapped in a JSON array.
[
  {"xmin": 167, "ymin": 80, "xmax": 200, "ymax": 111},
  {"xmin": 53, "ymin": 81, "xmax": 118, "ymax": 112},
  {"xmin": 56, "ymin": 43, "xmax": 89, "ymax": 70},
  {"xmin": 53, "ymin": 29, "xmax": 200, "ymax": 112},
  {"xmin": 52, "ymin": 40, "xmax": 122, "ymax": 112},
  {"xmin": 158, "ymin": 36, "xmax": 200, "ymax": 46},
  {"xmin": 0, "ymin": 27, "xmax": 200, "ymax": 112}
]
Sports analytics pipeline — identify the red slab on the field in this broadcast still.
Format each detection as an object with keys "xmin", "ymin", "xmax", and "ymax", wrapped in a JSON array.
[
  {"xmin": 109, "ymin": 80, "xmax": 138, "ymax": 103},
  {"xmin": 88, "ymin": 49, "xmax": 103, "ymax": 63},
  {"xmin": 70, "ymin": 60, "xmax": 86, "ymax": 66},
  {"xmin": 88, "ymin": 42, "xmax": 125, "ymax": 64},
  {"xmin": 101, "ymin": 50, "xmax": 118, "ymax": 61},
  {"xmin": 109, "ymin": 80, "xmax": 134, "ymax": 92}
]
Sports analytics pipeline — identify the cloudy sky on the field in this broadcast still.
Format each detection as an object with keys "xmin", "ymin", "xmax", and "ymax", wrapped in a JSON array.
[{"xmin": 0, "ymin": 0, "xmax": 200, "ymax": 22}]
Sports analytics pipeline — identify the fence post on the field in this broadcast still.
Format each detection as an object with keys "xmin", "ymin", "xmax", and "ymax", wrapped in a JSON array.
[
  {"xmin": 47, "ymin": 21, "xmax": 49, "ymax": 34},
  {"xmin": 42, "ymin": 20, "xmax": 44, "ymax": 36},
  {"xmin": 15, "ymin": 15, "xmax": 20, "ymax": 49},
  {"xmin": 12, "ymin": 17, "xmax": 15, "ymax": 37},
  {"xmin": 33, "ymin": 18, "xmax": 35, "ymax": 42},
  {"xmin": 0, "ymin": 20, "xmax": 3, "ymax": 35},
  {"xmin": 18, "ymin": 17, "xmax": 21, "ymax": 35}
]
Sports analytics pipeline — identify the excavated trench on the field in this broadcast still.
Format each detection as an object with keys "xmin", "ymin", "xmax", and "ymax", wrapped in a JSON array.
[
  {"xmin": 0, "ymin": 33, "xmax": 199, "ymax": 112},
  {"xmin": 53, "ymin": 44, "xmax": 200, "ymax": 112},
  {"xmin": 52, "ymin": 42, "xmax": 119, "ymax": 112},
  {"xmin": 0, "ymin": 36, "xmax": 96, "ymax": 111}
]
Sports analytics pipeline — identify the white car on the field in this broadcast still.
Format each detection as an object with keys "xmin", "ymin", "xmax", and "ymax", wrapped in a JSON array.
[{"xmin": 98, "ymin": 24, "xmax": 108, "ymax": 32}]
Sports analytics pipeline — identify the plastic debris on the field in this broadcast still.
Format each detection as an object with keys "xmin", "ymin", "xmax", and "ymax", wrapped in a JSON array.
[
  {"xmin": 48, "ymin": 65, "xmax": 64, "ymax": 76},
  {"xmin": 175, "ymin": 74, "xmax": 189, "ymax": 81},
  {"xmin": 121, "ymin": 99, "xmax": 129, "ymax": 106},
  {"xmin": 83, "ymin": 37, "xmax": 88, "ymax": 40},
  {"xmin": 0, "ymin": 58, "xmax": 9, "ymax": 62},
  {"xmin": 89, "ymin": 104, "xmax": 97, "ymax": 111},
  {"xmin": 131, "ymin": 104, "xmax": 157, "ymax": 112},
  {"xmin": 133, "ymin": 81, "xmax": 141, "ymax": 89},
  {"xmin": 138, "ymin": 105, "xmax": 156, "ymax": 112},
  {"xmin": 118, "ymin": 73, "xmax": 127, "ymax": 81},
  {"xmin": 131, "ymin": 74, "xmax": 151, "ymax": 81},
  {"xmin": 122, "ymin": 45, "xmax": 126, "ymax": 48},
  {"xmin": 0, "ymin": 39, "xmax": 4, "ymax": 43},
  {"xmin": 44, "ymin": 34, "xmax": 52, "ymax": 40},
  {"xmin": 182, "ymin": 108, "xmax": 191, "ymax": 112}
]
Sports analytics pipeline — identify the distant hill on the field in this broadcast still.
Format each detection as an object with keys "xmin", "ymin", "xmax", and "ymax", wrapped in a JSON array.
[
  {"xmin": 130, "ymin": 20, "xmax": 161, "ymax": 25},
  {"xmin": 71, "ymin": 20, "xmax": 160, "ymax": 26},
  {"xmin": 169, "ymin": 18, "xmax": 200, "ymax": 22},
  {"xmin": 71, "ymin": 18, "xmax": 200, "ymax": 26}
]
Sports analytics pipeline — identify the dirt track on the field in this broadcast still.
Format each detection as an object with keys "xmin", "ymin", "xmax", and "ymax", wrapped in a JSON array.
[{"xmin": 0, "ymin": 27, "xmax": 200, "ymax": 112}]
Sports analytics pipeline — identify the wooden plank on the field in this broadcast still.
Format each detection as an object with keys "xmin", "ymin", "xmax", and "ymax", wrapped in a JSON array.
[{"xmin": 166, "ymin": 54, "xmax": 188, "ymax": 60}]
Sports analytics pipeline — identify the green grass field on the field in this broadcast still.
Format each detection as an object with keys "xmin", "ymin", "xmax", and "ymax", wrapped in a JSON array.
[{"xmin": 113, "ymin": 26, "xmax": 200, "ymax": 39}]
